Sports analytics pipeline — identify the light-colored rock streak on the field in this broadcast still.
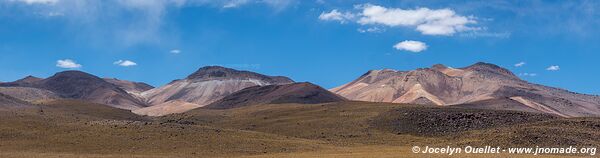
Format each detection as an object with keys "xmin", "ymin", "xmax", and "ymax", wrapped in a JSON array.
[
  {"xmin": 393, "ymin": 84, "xmax": 445, "ymax": 105},
  {"xmin": 438, "ymin": 67, "xmax": 466, "ymax": 77},
  {"xmin": 510, "ymin": 96, "xmax": 571, "ymax": 118},
  {"xmin": 132, "ymin": 100, "xmax": 202, "ymax": 116}
]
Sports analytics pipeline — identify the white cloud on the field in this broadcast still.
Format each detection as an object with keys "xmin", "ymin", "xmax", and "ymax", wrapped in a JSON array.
[
  {"xmin": 221, "ymin": 0, "xmax": 296, "ymax": 10},
  {"xmin": 319, "ymin": 9, "xmax": 356, "ymax": 23},
  {"xmin": 320, "ymin": 4, "xmax": 478, "ymax": 36},
  {"xmin": 518, "ymin": 73, "xmax": 537, "ymax": 77},
  {"xmin": 357, "ymin": 27, "xmax": 384, "ymax": 33},
  {"xmin": 514, "ymin": 62, "xmax": 526, "ymax": 67},
  {"xmin": 223, "ymin": 0, "xmax": 250, "ymax": 8},
  {"xmin": 13, "ymin": 0, "xmax": 58, "ymax": 5},
  {"xmin": 170, "ymin": 49, "xmax": 181, "ymax": 54},
  {"xmin": 113, "ymin": 60, "xmax": 137, "ymax": 67},
  {"xmin": 56, "ymin": 59, "xmax": 82, "ymax": 69},
  {"xmin": 546, "ymin": 65, "xmax": 560, "ymax": 71},
  {"xmin": 358, "ymin": 4, "xmax": 477, "ymax": 35},
  {"xmin": 459, "ymin": 31, "xmax": 511, "ymax": 38},
  {"xmin": 393, "ymin": 40, "xmax": 427, "ymax": 52}
]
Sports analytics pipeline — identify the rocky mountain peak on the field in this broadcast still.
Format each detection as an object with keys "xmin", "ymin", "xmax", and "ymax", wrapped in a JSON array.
[
  {"xmin": 381, "ymin": 68, "xmax": 398, "ymax": 72},
  {"xmin": 361, "ymin": 69, "xmax": 400, "ymax": 77},
  {"xmin": 186, "ymin": 66, "xmax": 245, "ymax": 79},
  {"xmin": 17, "ymin": 75, "xmax": 42, "ymax": 83},
  {"xmin": 186, "ymin": 66, "xmax": 293, "ymax": 84},
  {"xmin": 42, "ymin": 71, "xmax": 146, "ymax": 109},
  {"xmin": 186, "ymin": 66, "xmax": 233, "ymax": 78},
  {"xmin": 463, "ymin": 62, "xmax": 517, "ymax": 78},
  {"xmin": 41, "ymin": 71, "xmax": 124, "ymax": 97},
  {"xmin": 1, "ymin": 75, "xmax": 43, "ymax": 87},
  {"xmin": 356, "ymin": 69, "xmax": 404, "ymax": 84},
  {"xmin": 431, "ymin": 64, "xmax": 448, "ymax": 70},
  {"xmin": 465, "ymin": 62, "xmax": 501, "ymax": 69},
  {"xmin": 50, "ymin": 70, "xmax": 102, "ymax": 80}
]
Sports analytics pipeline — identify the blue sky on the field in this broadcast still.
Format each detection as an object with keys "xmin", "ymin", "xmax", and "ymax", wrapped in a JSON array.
[{"xmin": 1, "ymin": 0, "xmax": 599, "ymax": 95}]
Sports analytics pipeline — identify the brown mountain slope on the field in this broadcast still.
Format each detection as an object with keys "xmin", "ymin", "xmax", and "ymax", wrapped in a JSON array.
[
  {"xmin": 136, "ymin": 66, "xmax": 294, "ymax": 116},
  {"xmin": 103, "ymin": 78, "xmax": 154, "ymax": 94},
  {"xmin": 0, "ymin": 87, "xmax": 60, "ymax": 102},
  {"xmin": 0, "ymin": 92, "xmax": 32, "ymax": 108},
  {"xmin": 38, "ymin": 71, "xmax": 147, "ymax": 110},
  {"xmin": 0, "ymin": 71, "xmax": 146, "ymax": 110},
  {"xmin": 103, "ymin": 78, "xmax": 154, "ymax": 102},
  {"xmin": 331, "ymin": 62, "xmax": 600, "ymax": 117},
  {"xmin": 0, "ymin": 76, "xmax": 42, "ymax": 87},
  {"xmin": 205, "ymin": 82, "xmax": 347, "ymax": 109}
]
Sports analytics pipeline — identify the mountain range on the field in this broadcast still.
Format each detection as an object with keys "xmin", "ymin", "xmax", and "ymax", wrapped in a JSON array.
[
  {"xmin": 331, "ymin": 62, "xmax": 600, "ymax": 117},
  {"xmin": 1, "ymin": 62, "xmax": 599, "ymax": 117}
]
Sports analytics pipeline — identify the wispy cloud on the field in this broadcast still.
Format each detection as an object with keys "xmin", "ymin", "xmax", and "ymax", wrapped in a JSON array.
[
  {"xmin": 113, "ymin": 60, "xmax": 137, "ymax": 67},
  {"xmin": 357, "ymin": 27, "xmax": 385, "ymax": 33},
  {"xmin": 223, "ymin": 0, "xmax": 250, "ymax": 8},
  {"xmin": 4, "ymin": 0, "xmax": 298, "ymax": 47},
  {"xmin": 319, "ymin": 4, "xmax": 479, "ymax": 36},
  {"xmin": 12, "ymin": 0, "xmax": 58, "ymax": 5},
  {"xmin": 393, "ymin": 40, "xmax": 427, "ymax": 53},
  {"xmin": 546, "ymin": 65, "xmax": 560, "ymax": 71},
  {"xmin": 458, "ymin": 31, "xmax": 511, "ymax": 38},
  {"xmin": 262, "ymin": 0, "xmax": 298, "ymax": 11},
  {"xmin": 170, "ymin": 49, "xmax": 181, "ymax": 54},
  {"xmin": 5, "ymin": 0, "xmax": 184, "ymax": 47},
  {"xmin": 514, "ymin": 62, "xmax": 526, "ymax": 67},
  {"xmin": 56, "ymin": 59, "xmax": 82, "ymax": 69},
  {"xmin": 518, "ymin": 73, "xmax": 537, "ymax": 77}
]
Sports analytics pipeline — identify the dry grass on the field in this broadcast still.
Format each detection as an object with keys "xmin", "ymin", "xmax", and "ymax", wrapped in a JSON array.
[
  {"xmin": 243, "ymin": 146, "xmax": 583, "ymax": 158},
  {"xmin": 0, "ymin": 100, "xmax": 598, "ymax": 157}
]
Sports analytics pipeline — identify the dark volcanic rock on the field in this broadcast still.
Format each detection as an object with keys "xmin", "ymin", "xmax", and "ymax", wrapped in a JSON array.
[
  {"xmin": 373, "ymin": 107, "xmax": 557, "ymax": 136},
  {"xmin": 462, "ymin": 62, "xmax": 518, "ymax": 79},
  {"xmin": 186, "ymin": 66, "xmax": 293, "ymax": 83}
]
